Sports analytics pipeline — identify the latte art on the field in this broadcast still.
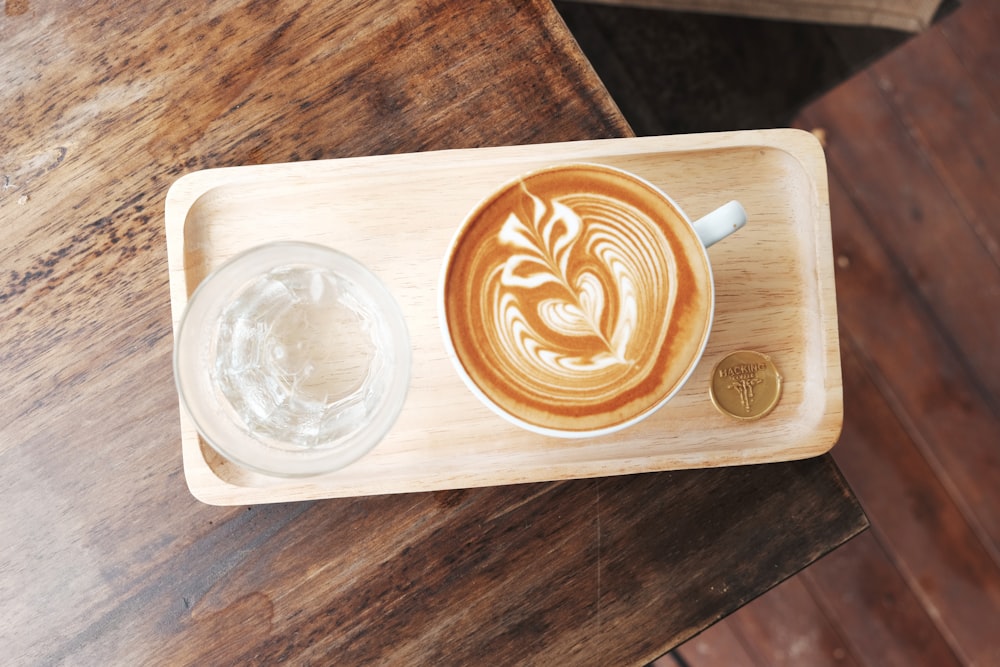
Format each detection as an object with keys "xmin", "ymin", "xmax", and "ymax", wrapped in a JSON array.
[
  {"xmin": 489, "ymin": 187, "xmax": 676, "ymax": 400},
  {"xmin": 443, "ymin": 164, "xmax": 713, "ymax": 436}
]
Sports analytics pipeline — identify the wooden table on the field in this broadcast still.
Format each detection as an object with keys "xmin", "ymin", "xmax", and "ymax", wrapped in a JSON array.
[{"xmin": 0, "ymin": 1, "xmax": 867, "ymax": 664}]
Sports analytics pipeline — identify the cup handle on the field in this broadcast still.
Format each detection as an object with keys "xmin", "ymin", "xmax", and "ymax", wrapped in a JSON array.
[{"xmin": 693, "ymin": 200, "xmax": 747, "ymax": 248}]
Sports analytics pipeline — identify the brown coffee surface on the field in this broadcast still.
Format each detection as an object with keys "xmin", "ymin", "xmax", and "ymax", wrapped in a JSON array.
[{"xmin": 443, "ymin": 164, "xmax": 712, "ymax": 434}]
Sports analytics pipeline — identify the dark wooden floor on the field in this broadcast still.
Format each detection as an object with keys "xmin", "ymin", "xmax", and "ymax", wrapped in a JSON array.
[{"xmin": 557, "ymin": 1, "xmax": 1000, "ymax": 664}]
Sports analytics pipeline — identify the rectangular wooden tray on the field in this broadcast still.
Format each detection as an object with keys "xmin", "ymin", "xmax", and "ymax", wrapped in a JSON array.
[{"xmin": 165, "ymin": 129, "xmax": 842, "ymax": 505}]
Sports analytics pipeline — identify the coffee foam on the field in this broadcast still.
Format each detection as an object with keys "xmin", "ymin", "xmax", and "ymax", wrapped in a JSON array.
[{"xmin": 443, "ymin": 164, "xmax": 712, "ymax": 435}]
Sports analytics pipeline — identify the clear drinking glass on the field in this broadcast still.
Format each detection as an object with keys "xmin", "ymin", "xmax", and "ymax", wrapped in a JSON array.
[{"xmin": 174, "ymin": 242, "xmax": 411, "ymax": 477}]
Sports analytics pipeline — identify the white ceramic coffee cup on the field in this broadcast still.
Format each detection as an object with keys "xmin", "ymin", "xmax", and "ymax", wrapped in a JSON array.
[{"xmin": 440, "ymin": 163, "xmax": 746, "ymax": 439}]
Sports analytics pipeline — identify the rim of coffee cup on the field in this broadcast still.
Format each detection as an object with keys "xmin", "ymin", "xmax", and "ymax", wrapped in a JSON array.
[{"xmin": 438, "ymin": 162, "xmax": 715, "ymax": 439}]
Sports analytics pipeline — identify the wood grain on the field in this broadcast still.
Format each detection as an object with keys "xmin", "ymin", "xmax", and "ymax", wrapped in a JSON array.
[
  {"xmin": 802, "ymin": 531, "xmax": 963, "ymax": 667},
  {"xmin": 680, "ymin": 2, "xmax": 1000, "ymax": 662},
  {"xmin": 868, "ymin": 17, "xmax": 1000, "ymax": 265},
  {"xmin": 165, "ymin": 130, "xmax": 843, "ymax": 504},
  {"xmin": 940, "ymin": 0, "xmax": 1000, "ymax": 108},
  {"xmin": 0, "ymin": 0, "xmax": 864, "ymax": 664},
  {"xmin": 674, "ymin": 619, "xmax": 758, "ymax": 666},
  {"xmin": 681, "ymin": 531, "xmax": 964, "ymax": 667},
  {"xmin": 725, "ymin": 575, "xmax": 860, "ymax": 667},
  {"xmin": 799, "ymin": 74, "xmax": 1000, "ymax": 406},
  {"xmin": 831, "ymin": 335, "xmax": 1000, "ymax": 666},
  {"xmin": 799, "ymin": 29, "xmax": 1000, "ymax": 556},
  {"xmin": 819, "ymin": 167, "xmax": 1000, "ymax": 557}
]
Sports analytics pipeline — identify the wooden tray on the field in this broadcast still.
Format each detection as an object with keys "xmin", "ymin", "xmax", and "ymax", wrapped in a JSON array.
[{"xmin": 165, "ymin": 129, "xmax": 841, "ymax": 505}]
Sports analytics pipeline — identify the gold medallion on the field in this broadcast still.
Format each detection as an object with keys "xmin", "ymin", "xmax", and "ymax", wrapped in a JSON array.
[{"xmin": 710, "ymin": 350, "xmax": 782, "ymax": 420}]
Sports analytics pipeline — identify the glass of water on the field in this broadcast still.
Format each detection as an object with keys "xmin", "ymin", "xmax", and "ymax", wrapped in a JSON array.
[{"xmin": 174, "ymin": 242, "xmax": 411, "ymax": 477}]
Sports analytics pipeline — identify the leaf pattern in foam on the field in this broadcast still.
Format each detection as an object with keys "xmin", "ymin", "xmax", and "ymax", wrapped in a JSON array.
[
  {"xmin": 499, "ymin": 192, "xmax": 582, "ymax": 288},
  {"xmin": 538, "ymin": 271, "xmax": 603, "ymax": 338},
  {"xmin": 497, "ymin": 186, "xmax": 627, "ymax": 365}
]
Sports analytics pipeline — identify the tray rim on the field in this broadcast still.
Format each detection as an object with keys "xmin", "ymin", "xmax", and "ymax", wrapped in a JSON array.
[{"xmin": 165, "ymin": 128, "xmax": 841, "ymax": 505}]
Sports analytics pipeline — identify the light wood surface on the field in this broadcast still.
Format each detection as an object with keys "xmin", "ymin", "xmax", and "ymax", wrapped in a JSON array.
[
  {"xmin": 564, "ymin": 0, "xmax": 943, "ymax": 32},
  {"xmin": 1, "ymin": 1, "xmax": 865, "ymax": 664},
  {"xmin": 166, "ymin": 129, "xmax": 842, "ymax": 504}
]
